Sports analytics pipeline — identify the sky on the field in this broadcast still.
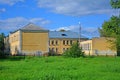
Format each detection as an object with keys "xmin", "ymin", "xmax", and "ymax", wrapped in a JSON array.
[{"xmin": 0, "ymin": 0, "xmax": 117, "ymax": 38}]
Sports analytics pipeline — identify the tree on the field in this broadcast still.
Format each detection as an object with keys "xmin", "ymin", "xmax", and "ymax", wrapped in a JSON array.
[
  {"xmin": 0, "ymin": 33, "xmax": 5, "ymax": 58},
  {"xmin": 99, "ymin": 16, "xmax": 120, "ymax": 37},
  {"xmin": 63, "ymin": 42, "xmax": 84, "ymax": 58},
  {"xmin": 111, "ymin": 0, "xmax": 120, "ymax": 8},
  {"xmin": 99, "ymin": 16, "xmax": 120, "ymax": 56}
]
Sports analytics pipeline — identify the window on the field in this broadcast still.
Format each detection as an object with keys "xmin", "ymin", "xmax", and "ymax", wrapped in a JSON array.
[
  {"xmin": 88, "ymin": 43, "xmax": 90, "ymax": 50},
  {"xmin": 63, "ymin": 48, "xmax": 65, "ymax": 52},
  {"xmin": 61, "ymin": 34, "xmax": 67, "ymax": 36},
  {"xmin": 85, "ymin": 44, "xmax": 87, "ymax": 50},
  {"xmin": 66, "ymin": 48, "xmax": 69, "ymax": 50},
  {"xmin": 63, "ymin": 40, "xmax": 65, "ymax": 45},
  {"xmin": 87, "ymin": 44, "xmax": 89, "ymax": 50},
  {"xmin": 56, "ymin": 48, "xmax": 58, "ymax": 52},
  {"xmin": 51, "ymin": 40, "xmax": 54, "ymax": 45},
  {"xmin": 66, "ymin": 40, "xmax": 69, "ymax": 45},
  {"xmin": 70, "ymin": 40, "xmax": 72, "ymax": 45},
  {"xmin": 83, "ymin": 43, "xmax": 91, "ymax": 50},
  {"xmin": 89, "ymin": 43, "xmax": 91, "ymax": 50},
  {"xmin": 56, "ymin": 40, "xmax": 58, "ymax": 45},
  {"xmin": 14, "ymin": 35, "xmax": 16, "ymax": 41},
  {"xmin": 84, "ymin": 44, "xmax": 86, "ymax": 50},
  {"xmin": 88, "ymin": 43, "xmax": 91, "ymax": 50},
  {"xmin": 52, "ymin": 48, "xmax": 54, "ymax": 51}
]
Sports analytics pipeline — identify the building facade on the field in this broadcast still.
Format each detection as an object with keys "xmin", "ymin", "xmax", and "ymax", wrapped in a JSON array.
[
  {"xmin": 9, "ymin": 23, "xmax": 49, "ymax": 55},
  {"xmin": 6, "ymin": 23, "xmax": 88, "ymax": 55},
  {"xmin": 49, "ymin": 31, "xmax": 88, "ymax": 54},
  {"xmin": 80, "ymin": 37, "xmax": 116, "ymax": 56}
]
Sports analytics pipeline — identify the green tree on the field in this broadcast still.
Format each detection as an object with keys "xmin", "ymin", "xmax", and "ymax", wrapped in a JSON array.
[
  {"xmin": 111, "ymin": 0, "xmax": 120, "ymax": 8},
  {"xmin": 0, "ymin": 33, "xmax": 5, "ymax": 58},
  {"xmin": 63, "ymin": 42, "xmax": 84, "ymax": 58},
  {"xmin": 99, "ymin": 16, "xmax": 120, "ymax": 37}
]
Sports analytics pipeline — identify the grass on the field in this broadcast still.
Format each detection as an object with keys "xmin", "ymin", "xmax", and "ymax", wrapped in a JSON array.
[{"xmin": 0, "ymin": 56, "xmax": 120, "ymax": 80}]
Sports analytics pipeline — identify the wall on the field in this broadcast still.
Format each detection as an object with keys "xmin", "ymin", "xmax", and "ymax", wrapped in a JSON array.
[
  {"xmin": 80, "ymin": 37, "xmax": 116, "ymax": 56},
  {"xmin": 9, "ymin": 31, "xmax": 21, "ymax": 55},
  {"xmin": 21, "ymin": 32, "xmax": 49, "ymax": 55},
  {"xmin": 92, "ymin": 37, "xmax": 116, "ymax": 56}
]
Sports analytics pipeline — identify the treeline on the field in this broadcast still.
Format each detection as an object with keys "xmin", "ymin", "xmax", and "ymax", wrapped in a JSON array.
[{"xmin": 0, "ymin": 33, "xmax": 5, "ymax": 58}]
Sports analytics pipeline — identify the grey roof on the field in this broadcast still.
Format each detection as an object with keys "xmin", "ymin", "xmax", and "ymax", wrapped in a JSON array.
[
  {"xmin": 20, "ymin": 23, "xmax": 48, "ymax": 31},
  {"xmin": 49, "ymin": 31, "xmax": 87, "ymax": 39}
]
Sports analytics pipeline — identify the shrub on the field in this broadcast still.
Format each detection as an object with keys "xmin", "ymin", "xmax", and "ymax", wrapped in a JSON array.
[
  {"xmin": 63, "ymin": 42, "xmax": 84, "ymax": 58},
  {"xmin": 48, "ymin": 50, "xmax": 57, "ymax": 56},
  {"xmin": 0, "ymin": 51, "xmax": 6, "ymax": 59}
]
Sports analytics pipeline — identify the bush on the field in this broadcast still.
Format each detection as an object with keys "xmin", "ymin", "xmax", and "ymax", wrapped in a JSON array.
[
  {"xmin": 0, "ymin": 51, "xmax": 6, "ymax": 59},
  {"xmin": 63, "ymin": 42, "xmax": 84, "ymax": 58},
  {"xmin": 48, "ymin": 50, "xmax": 58, "ymax": 56}
]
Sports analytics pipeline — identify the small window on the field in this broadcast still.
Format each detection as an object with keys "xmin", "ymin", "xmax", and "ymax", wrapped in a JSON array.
[
  {"xmin": 66, "ymin": 40, "xmax": 69, "ymax": 45},
  {"xmin": 67, "ymin": 48, "xmax": 69, "ymax": 50},
  {"xmin": 89, "ymin": 43, "xmax": 91, "ymax": 50},
  {"xmin": 56, "ymin": 40, "xmax": 58, "ymax": 45},
  {"xmin": 63, "ymin": 48, "xmax": 65, "ymax": 52},
  {"xmin": 56, "ymin": 48, "xmax": 58, "ymax": 52},
  {"xmin": 70, "ymin": 40, "xmax": 72, "ymax": 45},
  {"xmin": 61, "ymin": 34, "xmax": 67, "ymax": 36},
  {"xmin": 51, "ymin": 40, "xmax": 54, "ymax": 45},
  {"xmin": 52, "ymin": 48, "xmax": 54, "ymax": 51},
  {"xmin": 63, "ymin": 40, "xmax": 65, "ymax": 45}
]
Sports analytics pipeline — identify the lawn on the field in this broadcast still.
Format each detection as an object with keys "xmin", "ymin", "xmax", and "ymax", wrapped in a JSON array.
[{"xmin": 0, "ymin": 56, "xmax": 120, "ymax": 80}]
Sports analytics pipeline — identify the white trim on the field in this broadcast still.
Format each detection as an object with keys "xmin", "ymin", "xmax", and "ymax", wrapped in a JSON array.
[{"xmin": 18, "ymin": 30, "xmax": 22, "ymax": 53}]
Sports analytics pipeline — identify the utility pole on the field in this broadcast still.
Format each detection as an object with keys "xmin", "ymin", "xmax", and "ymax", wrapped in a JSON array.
[{"xmin": 78, "ymin": 22, "xmax": 81, "ymax": 46}]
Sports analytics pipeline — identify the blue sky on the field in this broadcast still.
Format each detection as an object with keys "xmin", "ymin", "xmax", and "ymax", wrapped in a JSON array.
[{"xmin": 0, "ymin": 0, "xmax": 117, "ymax": 38}]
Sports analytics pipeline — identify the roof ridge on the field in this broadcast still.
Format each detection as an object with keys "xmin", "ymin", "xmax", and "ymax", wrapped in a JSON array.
[
  {"xmin": 49, "ymin": 31, "xmax": 88, "ymax": 39},
  {"xmin": 20, "ymin": 23, "xmax": 46, "ymax": 31}
]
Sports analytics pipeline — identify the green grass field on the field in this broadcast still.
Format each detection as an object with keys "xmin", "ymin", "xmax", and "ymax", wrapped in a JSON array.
[{"xmin": 0, "ymin": 56, "xmax": 120, "ymax": 80}]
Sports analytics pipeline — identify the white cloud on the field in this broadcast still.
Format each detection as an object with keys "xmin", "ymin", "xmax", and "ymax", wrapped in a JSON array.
[
  {"xmin": 0, "ymin": 8, "xmax": 6, "ymax": 13},
  {"xmin": 37, "ymin": 0, "xmax": 116, "ymax": 16},
  {"xmin": 0, "ymin": 0, "xmax": 25, "ymax": 5},
  {"xmin": 52, "ymin": 25, "xmax": 99, "ymax": 38},
  {"xmin": 0, "ymin": 17, "xmax": 50, "ymax": 32},
  {"xmin": 55, "ymin": 27, "xmax": 70, "ymax": 31},
  {"xmin": 30, "ymin": 18, "xmax": 50, "ymax": 25},
  {"xmin": 81, "ymin": 27, "xmax": 99, "ymax": 38}
]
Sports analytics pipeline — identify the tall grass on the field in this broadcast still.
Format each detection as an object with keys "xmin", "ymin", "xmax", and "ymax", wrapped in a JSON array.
[{"xmin": 0, "ymin": 56, "xmax": 120, "ymax": 80}]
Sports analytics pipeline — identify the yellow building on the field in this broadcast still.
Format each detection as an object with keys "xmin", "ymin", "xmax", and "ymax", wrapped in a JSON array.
[
  {"xmin": 49, "ymin": 31, "xmax": 88, "ymax": 54},
  {"xmin": 9, "ymin": 23, "xmax": 49, "ymax": 55},
  {"xmin": 80, "ymin": 37, "xmax": 116, "ymax": 56},
  {"xmin": 7, "ymin": 23, "xmax": 88, "ymax": 55}
]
